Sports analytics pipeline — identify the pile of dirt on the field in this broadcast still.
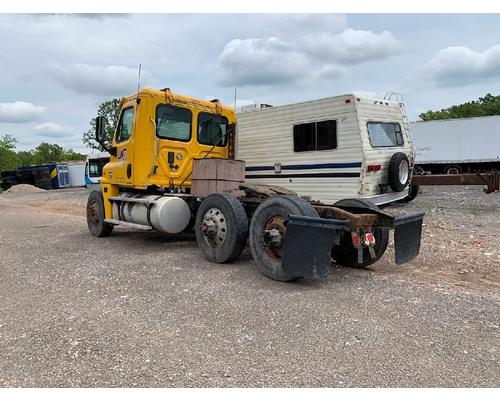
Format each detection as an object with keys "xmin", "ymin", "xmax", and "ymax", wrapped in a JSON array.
[{"xmin": 4, "ymin": 184, "xmax": 46, "ymax": 194}]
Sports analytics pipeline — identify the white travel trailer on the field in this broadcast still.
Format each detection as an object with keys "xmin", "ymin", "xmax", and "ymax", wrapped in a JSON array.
[{"xmin": 236, "ymin": 94, "xmax": 416, "ymax": 205}]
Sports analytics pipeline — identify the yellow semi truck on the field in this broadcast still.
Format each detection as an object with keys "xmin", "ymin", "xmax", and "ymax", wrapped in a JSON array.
[{"xmin": 86, "ymin": 87, "xmax": 424, "ymax": 281}]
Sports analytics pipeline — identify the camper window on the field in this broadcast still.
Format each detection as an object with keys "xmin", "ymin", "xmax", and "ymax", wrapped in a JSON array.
[
  {"xmin": 156, "ymin": 104, "xmax": 192, "ymax": 142},
  {"xmin": 367, "ymin": 122, "xmax": 404, "ymax": 147},
  {"xmin": 293, "ymin": 120, "xmax": 337, "ymax": 152}
]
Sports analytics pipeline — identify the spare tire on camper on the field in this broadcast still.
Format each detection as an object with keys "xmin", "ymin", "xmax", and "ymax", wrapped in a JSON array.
[{"xmin": 388, "ymin": 152, "xmax": 410, "ymax": 192}]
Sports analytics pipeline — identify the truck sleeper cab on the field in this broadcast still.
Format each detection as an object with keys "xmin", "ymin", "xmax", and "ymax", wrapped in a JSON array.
[
  {"xmin": 87, "ymin": 88, "xmax": 424, "ymax": 282},
  {"xmin": 236, "ymin": 94, "xmax": 415, "ymax": 205}
]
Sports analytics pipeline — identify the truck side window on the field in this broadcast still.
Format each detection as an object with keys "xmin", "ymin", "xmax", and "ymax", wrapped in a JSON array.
[
  {"xmin": 116, "ymin": 107, "xmax": 134, "ymax": 143},
  {"xmin": 367, "ymin": 122, "xmax": 404, "ymax": 147},
  {"xmin": 198, "ymin": 112, "xmax": 228, "ymax": 147},
  {"xmin": 156, "ymin": 104, "xmax": 192, "ymax": 142},
  {"xmin": 294, "ymin": 120, "xmax": 337, "ymax": 152}
]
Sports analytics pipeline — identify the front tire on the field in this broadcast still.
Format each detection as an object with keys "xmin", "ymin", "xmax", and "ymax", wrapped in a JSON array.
[
  {"xmin": 86, "ymin": 191, "xmax": 114, "ymax": 237},
  {"xmin": 195, "ymin": 193, "xmax": 248, "ymax": 263}
]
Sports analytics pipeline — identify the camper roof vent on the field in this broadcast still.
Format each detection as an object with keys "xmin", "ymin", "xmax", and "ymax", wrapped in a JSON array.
[{"xmin": 238, "ymin": 103, "xmax": 274, "ymax": 112}]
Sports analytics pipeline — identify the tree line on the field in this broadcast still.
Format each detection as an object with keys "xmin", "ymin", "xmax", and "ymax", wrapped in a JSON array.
[
  {"xmin": 419, "ymin": 93, "xmax": 500, "ymax": 121},
  {"xmin": 0, "ymin": 134, "xmax": 86, "ymax": 173}
]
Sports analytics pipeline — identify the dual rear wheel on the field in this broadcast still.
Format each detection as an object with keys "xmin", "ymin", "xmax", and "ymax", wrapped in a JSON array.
[{"xmin": 195, "ymin": 194, "xmax": 388, "ymax": 281}]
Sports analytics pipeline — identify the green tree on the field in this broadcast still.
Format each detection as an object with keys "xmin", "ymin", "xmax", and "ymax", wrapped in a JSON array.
[
  {"xmin": 32, "ymin": 142, "xmax": 66, "ymax": 164},
  {"xmin": 17, "ymin": 150, "xmax": 35, "ymax": 166},
  {"xmin": 419, "ymin": 93, "xmax": 500, "ymax": 121},
  {"xmin": 0, "ymin": 134, "xmax": 20, "ymax": 172},
  {"xmin": 83, "ymin": 98, "xmax": 120, "ymax": 150},
  {"xmin": 0, "ymin": 148, "xmax": 19, "ymax": 172},
  {"xmin": 0, "ymin": 133, "xmax": 17, "ymax": 150},
  {"xmin": 63, "ymin": 149, "xmax": 86, "ymax": 161}
]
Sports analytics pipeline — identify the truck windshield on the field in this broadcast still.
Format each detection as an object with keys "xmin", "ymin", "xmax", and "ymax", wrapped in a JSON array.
[
  {"xmin": 367, "ymin": 122, "xmax": 404, "ymax": 147},
  {"xmin": 198, "ymin": 112, "xmax": 228, "ymax": 147}
]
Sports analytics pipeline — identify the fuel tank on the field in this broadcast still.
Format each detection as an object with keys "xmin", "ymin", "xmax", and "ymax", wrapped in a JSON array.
[{"xmin": 112, "ymin": 193, "xmax": 191, "ymax": 234}]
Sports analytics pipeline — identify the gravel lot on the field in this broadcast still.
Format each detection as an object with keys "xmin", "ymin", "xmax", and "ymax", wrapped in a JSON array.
[{"xmin": 0, "ymin": 186, "xmax": 499, "ymax": 387}]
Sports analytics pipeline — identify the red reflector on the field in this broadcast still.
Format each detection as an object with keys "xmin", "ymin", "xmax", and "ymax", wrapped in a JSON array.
[
  {"xmin": 345, "ymin": 99, "xmax": 351, "ymax": 103},
  {"xmin": 367, "ymin": 164, "xmax": 381, "ymax": 172}
]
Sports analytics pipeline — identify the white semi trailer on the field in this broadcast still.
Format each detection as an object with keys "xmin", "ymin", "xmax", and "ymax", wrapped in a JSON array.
[{"xmin": 410, "ymin": 115, "xmax": 500, "ymax": 174}]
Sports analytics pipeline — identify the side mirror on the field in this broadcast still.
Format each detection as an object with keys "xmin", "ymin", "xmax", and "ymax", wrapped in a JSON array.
[{"xmin": 95, "ymin": 116, "xmax": 106, "ymax": 144}]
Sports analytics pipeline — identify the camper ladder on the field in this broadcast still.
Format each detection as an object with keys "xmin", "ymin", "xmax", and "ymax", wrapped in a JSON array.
[{"xmin": 384, "ymin": 91, "xmax": 413, "ymax": 141}]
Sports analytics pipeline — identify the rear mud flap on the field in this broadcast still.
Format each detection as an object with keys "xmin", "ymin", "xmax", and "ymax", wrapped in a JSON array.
[
  {"xmin": 394, "ymin": 212, "xmax": 425, "ymax": 265},
  {"xmin": 282, "ymin": 215, "xmax": 350, "ymax": 279}
]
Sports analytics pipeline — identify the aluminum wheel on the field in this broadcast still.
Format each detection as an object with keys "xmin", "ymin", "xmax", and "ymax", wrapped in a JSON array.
[
  {"xmin": 399, "ymin": 159, "xmax": 409, "ymax": 184},
  {"xmin": 201, "ymin": 207, "xmax": 227, "ymax": 247}
]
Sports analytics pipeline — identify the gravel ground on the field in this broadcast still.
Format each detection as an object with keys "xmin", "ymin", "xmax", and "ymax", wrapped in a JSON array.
[{"xmin": 0, "ymin": 186, "xmax": 499, "ymax": 387}]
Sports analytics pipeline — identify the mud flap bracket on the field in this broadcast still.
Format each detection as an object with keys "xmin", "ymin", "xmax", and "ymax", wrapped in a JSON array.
[
  {"xmin": 394, "ymin": 212, "xmax": 425, "ymax": 265},
  {"xmin": 282, "ymin": 215, "xmax": 350, "ymax": 279}
]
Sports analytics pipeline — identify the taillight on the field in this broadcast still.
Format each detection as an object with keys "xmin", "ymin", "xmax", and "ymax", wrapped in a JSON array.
[{"xmin": 367, "ymin": 164, "xmax": 381, "ymax": 172}]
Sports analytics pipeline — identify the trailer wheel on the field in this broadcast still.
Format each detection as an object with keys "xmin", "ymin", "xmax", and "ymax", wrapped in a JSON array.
[
  {"xmin": 249, "ymin": 195, "xmax": 319, "ymax": 281},
  {"xmin": 444, "ymin": 165, "xmax": 462, "ymax": 175},
  {"xmin": 195, "ymin": 193, "xmax": 248, "ymax": 263},
  {"xmin": 86, "ymin": 190, "xmax": 114, "ymax": 237},
  {"xmin": 332, "ymin": 198, "xmax": 389, "ymax": 268}
]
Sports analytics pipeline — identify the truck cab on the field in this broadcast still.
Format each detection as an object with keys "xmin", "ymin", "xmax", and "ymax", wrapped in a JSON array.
[{"xmin": 103, "ymin": 88, "xmax": 234, "ymax": 191}]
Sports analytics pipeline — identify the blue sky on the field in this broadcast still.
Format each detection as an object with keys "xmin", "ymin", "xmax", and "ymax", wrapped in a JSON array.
[{"xmin": 0, "ymin": 13, "xmax": 499, "ymax": 153}]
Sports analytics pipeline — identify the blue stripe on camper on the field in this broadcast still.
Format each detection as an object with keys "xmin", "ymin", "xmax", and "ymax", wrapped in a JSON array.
[
  {"xmin": 246, "ymin": 172, "xmax": 360, "ymax": 179},
  {"xmin": 245, "ymin": 162, "xmax": 362, "ymax": 172}
]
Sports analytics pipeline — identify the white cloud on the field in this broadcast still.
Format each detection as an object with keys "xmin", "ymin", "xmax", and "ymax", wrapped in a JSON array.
[
  {"xmin": 235, "ymin": 99, "xmax": 255, "ymax": 108},
  {"xmin": 33, "ymin": 122, "xmax": 73, "ymax": 137},
  {"xmin": 427, "ymin": 44, "xmax": 500, "ymax": 86},
  {"xmin": 315, "ymin": 64, "xmax": 347, "ymax": 80},
  {"xmin": 263, "ymin": 14, "xmax": 347, "ymax": 37},
  {"xmin": 217, "ymin": 37, "xmax": 311, "ymax": 87},
  {"xmin": 53, "ymin": 64, "xmax": 143, "ymax": 96},
  {"xmin": 303, "ymin": 29, "xmax": 401, "ymax": 64},
  {"xmin": 0, "ymin": 101, "xmax": 46, "ymax": 123},
  {"xmin": 216, "ymin": 27, "xmax": 400, "ymax": 87},
  {"xmin": 350, "ymin": 90, "xmax": 379, "ymax": 98}
]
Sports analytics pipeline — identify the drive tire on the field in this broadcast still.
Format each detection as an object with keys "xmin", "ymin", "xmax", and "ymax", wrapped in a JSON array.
[
  {"xmin": 249, "ymin": 195, "xmax": 319, "ymax": 282},
  {"xmin": 195, "ymin": 193, "xmax": 248, "ymax": 263},
  {"xmin": 86, "ymin": 190, "xmax": 114, "ymax": 237},
  {"xmin": 388, "ymin": 152, "xmax": 410, "ymax": 192},
  {"xmin": 332, "ymin": 198, "xmax": 389, "ymax": 268}
]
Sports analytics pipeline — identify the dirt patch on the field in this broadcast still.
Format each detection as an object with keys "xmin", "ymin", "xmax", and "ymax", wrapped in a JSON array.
[
  {"xmin": 4, "ymin": 184, "xmax": 46, "ymax": 194},
  {"xmin": 383, "ymin": 185, "xmax": 500, "ymax": 294}
]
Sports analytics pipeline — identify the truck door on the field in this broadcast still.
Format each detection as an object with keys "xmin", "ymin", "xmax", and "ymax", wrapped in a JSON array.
[{"xmin": 110, "ymin": 106, "xmax": 135, "ymax": 186}]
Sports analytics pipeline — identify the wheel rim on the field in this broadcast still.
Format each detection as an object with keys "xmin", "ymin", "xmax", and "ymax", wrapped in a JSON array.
[
  {"xmin": 447, "ymin": 167, "xmax": 459, "ymax": 175},
  {"xmin": 261, "ymin": 215, "xmax": 286, "ymax": 260},
  {"xmin": 88, "ymin": 199, "xmax": 100, "ymax": 225},
  {"xmin": 201, "ymin": 207, "xmax": 227, "ymax": 247},
  {"xmin": 399, "ymin": 160, "xmax": 409, "ymax": 184}
]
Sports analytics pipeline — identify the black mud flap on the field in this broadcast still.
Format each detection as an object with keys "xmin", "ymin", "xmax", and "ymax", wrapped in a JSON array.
[
  {"xmin": 394, "ymin": 212, "xmax": 425, "ymax": 265},
  {"xmin": 282, "ymin": 215, "xmax": 350, "ymax": 279}
]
